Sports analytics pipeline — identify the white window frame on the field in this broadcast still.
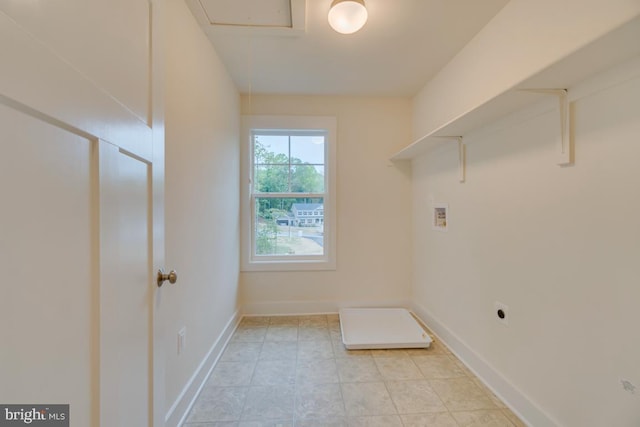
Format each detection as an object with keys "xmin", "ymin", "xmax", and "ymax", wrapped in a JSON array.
[{"xmin": 241, "ymin": 115, "xmax": 337, "ymax": 271}]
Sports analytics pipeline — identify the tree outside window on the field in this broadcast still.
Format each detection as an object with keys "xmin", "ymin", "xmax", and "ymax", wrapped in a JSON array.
[{"xmin": 252, "ymin": 131, "xmax": 326, "ymax": 257}]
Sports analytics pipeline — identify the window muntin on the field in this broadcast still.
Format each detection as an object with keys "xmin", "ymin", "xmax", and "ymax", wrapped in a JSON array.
[
  {"xmin": 254, "ymin": 197, "xmax": 324, "ymax": 257},
  {"xmin": 251, "ymin": 130, "xmax": 328, "ymax": 261},
  {"xmin": 241, "ymin": 115, "xmax": 336, "ymax": 272},
  {"xmin": 253, "ymin": 131, "xmax": 326, "ymax": 194}
]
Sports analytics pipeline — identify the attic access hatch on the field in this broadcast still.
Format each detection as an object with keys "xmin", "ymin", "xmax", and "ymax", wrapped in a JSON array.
[
  {"xmin": 339, "ymin": 308, "xmax": 432, "ymax": 350},
  {"xmin": 189, "ymin": 0, "xmax": 306, "ymax": 35}
]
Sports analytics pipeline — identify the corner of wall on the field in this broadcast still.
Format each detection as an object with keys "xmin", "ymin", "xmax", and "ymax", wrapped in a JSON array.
[
  {"xmin": 411, "ymin": 302, "xmax": 561, "ymax": 427},
  {"xmin": 164, "ymin": 309, "xmax": 242, "ymax": 427}
]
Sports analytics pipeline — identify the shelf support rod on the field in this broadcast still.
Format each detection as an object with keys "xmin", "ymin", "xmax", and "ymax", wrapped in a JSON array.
[
  {"xmin": 434, "ymin": 136, "xmax": 465, "ymax": 182},
  {"xmin": 519, "ymin": 89, "xmax": 573, "ymax": 166}
]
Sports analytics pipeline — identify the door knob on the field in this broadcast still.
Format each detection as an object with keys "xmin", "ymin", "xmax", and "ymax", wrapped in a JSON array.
[{"xmin": 157, "ymin": 269, "xmax": 178, "ymax": 287}]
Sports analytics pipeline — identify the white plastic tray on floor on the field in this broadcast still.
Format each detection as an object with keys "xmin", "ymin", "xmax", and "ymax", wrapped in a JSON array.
[{"xmin": 339, "ymin": 308, "xmax": 432, "ymax": 350}]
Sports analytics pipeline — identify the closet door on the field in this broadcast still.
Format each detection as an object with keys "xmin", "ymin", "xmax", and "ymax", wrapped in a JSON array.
[
  {"xmin": 0, "ymin": 1, "xmax": 165, "ymax": 424},
  {"xmin": 0, "ymin": 108, "xmax": 159, "ymax": 427}
]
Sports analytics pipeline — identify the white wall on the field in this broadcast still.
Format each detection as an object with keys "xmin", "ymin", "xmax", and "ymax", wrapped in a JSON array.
[
  {"xmin": 411, "ymin": 61, "xmax": 640, "ymax": 426},
  {"xmin": 164, "ymin": 0, "xmax": 241, "ymax": 423},
  {"xmin": 412, "ymin": 0, "xmax": 640, "ymax": 141},
  {"xmin": 240, "ymin": 96, "xmax": 413, "ymax": 314}
]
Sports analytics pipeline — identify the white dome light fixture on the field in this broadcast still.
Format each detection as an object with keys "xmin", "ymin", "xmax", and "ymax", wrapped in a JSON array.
[{"xmin": 328, "ymin": 0, "xmax": 368, "ymax": 35}]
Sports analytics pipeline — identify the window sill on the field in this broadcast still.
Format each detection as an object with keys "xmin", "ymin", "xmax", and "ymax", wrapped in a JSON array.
[{"xmin": 241, "ymin": 258, "xmax": 336, "ymax": 272}]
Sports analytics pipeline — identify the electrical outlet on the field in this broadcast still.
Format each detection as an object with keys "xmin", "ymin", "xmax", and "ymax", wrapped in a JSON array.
[
  {"xmin": 494, "ymin": 301, "xmax": 509, "ymax": 326},
  {"xmin": 178, "ymin": 327, "xmax": 186, "ymax": 355}
]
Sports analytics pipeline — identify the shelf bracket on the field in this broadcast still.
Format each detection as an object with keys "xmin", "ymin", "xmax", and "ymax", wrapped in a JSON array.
[
  {"xmin": 519, "ymin": 89, "xmax": 573, "ymax": 166},
  {"xmin": 434, "ymin": 136, "xmax": 465, "ymax": 182}
]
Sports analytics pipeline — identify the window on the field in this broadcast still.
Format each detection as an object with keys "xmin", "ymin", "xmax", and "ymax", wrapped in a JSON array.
[{"xmin": 241, "ymin": 116, "xmax": 336, "ymax": 271}]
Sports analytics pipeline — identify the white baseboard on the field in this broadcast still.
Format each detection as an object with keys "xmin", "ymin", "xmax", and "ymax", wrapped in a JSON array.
[
  {"xmin": 411, "ymin": 302, "xmax": 560, "ymax": 427},
  {"xmin": 165, "ymin": 309, "xmax": 242, "ymax": 427},
  {"xmin": 165, "ymin": 302, "xmax": 555, "ymax": 426},
  {"xmin": 242, "ymin": 299, "xmax": 411, "ymax": 316}
]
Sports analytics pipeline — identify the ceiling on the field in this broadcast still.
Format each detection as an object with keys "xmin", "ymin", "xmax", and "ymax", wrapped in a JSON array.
[{"xmin": 186, "ymin": 0, "xmax": 510, "ymax": 96}]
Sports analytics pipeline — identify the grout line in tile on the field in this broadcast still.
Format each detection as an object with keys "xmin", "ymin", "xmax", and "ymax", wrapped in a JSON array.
[{"xmin": 204, "ymin": 315, "xmax": 519, "ymax": 426}]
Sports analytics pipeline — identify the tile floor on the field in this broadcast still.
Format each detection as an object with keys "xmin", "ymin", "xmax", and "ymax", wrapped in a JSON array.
[{"xmin": 183, "ymin": 314, "xmax": 526, "ymax": 427}]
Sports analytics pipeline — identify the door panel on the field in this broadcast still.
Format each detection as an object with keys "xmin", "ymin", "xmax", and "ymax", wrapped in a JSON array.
[
  {"xmin": 0, "ymin": 102, "xmax": 95, "ymax": 426},
  {"xmin": 99, "ymin": 143, "xmax": 152, "ymax": 426}
]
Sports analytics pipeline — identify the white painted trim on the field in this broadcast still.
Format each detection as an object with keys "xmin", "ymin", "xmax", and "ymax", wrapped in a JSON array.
[
  {"xmin": 186, "ymin": 0, "xmax": 306, "ymax": 37},
  {"xmin": 240, "ymin": 115, "xmax": 338, "ymax": 272},
  {"xmin": 243, "ymin": 299, "xmax": 411, "ymax": 316},
  {"xmin": 411, "ymin": 302, "xmax": 562, "ymax": 427},
  {"xmin": 164, "ymin": 309, "xmax": 242, "ymax": 427}
]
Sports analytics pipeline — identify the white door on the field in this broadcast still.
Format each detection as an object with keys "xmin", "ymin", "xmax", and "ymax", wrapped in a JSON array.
[
  {"xmin": 0, "ymin": 1, "xmax": 165, "ymax": 425},
  {"xmin": 0, "ymin": 107, "xmax": 162, "ymax": 427}
]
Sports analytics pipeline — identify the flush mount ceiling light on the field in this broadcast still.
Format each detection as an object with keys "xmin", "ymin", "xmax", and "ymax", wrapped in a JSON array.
[{"xmin": 328, "ymin": 0, "xmax": 368, "ymax": 34}]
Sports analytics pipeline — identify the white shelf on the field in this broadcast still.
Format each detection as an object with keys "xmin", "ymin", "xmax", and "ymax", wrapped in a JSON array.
[{"xmin": 392, "ymin": 16, "xmax": 640, "ymax": 161}]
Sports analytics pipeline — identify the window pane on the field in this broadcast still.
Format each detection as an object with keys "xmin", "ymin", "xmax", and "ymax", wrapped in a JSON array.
[
  {"xmin": 255, "ymin": 197, "xmax": 324, "ymax": 257},
  {"xmin": 254, "ymin": 134, "xmax": 289, "ymax": 165},
  {"xmin": 290, "ymin": 135, "xmax": 325, "ymax": 165},
  {"xmin": 291, "ymin": 164, "xmax": 324, "ymax": 193},
  {"xmin": 255, "ymin": 165, "xmax": 289, "ymax": 193}
]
